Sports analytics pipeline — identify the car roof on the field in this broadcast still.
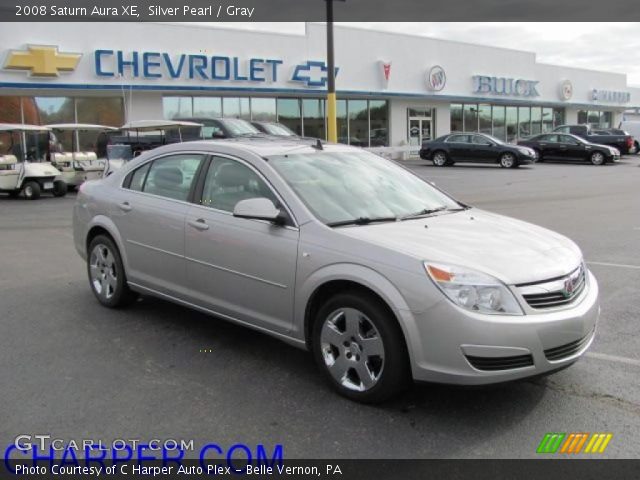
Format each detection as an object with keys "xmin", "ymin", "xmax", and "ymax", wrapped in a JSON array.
[
  {"xmin": 120, "ymin": 120, "xmax": 203, "ymax": 131},
  {"xmin": 0, "ymin": 123, "xmax": 51, "ymax": 132},
  {"xmin": 46, "ymin": 123, "xmax": 118, "ymax": 131},
  {"xmin": 150, "ymin": 137, "xmax": 356, "ymax": 158}
]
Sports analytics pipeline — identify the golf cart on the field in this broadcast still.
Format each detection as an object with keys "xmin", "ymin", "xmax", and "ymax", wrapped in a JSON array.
[
  {"xmin": 0, "ymin": 123, "xmax": 67, "ymax": 200},
  {"xmin": 46, "ymin": 123, "xmax": 117, "ymax": 189},
  {"xmin": 103, "ymin": 120, "xmax": 203, "ymax": 175}
]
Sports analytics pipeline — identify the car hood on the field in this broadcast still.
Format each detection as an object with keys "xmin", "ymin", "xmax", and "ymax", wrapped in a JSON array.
[
  {"xmin": 590, "ymin": 143, "xmax": 618, "ymax": 152},
  {"xmin": 337, "ymin": 209, "xmax": 582, "ymax": 285}
]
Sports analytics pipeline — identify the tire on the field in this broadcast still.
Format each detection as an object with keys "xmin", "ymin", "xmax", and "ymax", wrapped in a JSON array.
[
  {"xmin": 87, "ymin": 235, "xmax": 137, "ymax": 308},
  {"xmin": 432, "ymin": 150, "xmax": 448, "ymax": 167},
  {"xmin": 22, "ymin": 181, "xmax": 41, "ymax": 200},
  {"xmin": 312, "ymin": 291, "xmax": 410, "ymax": 403},
  {"xmin": 499, "ymin": 152, "xmax": 517, "ymax": 168},
  {"xmin": 533, "ymin": 148, "xmax": 543, "ymax": 162},
  {"xmin": 52, "ymin": 180, "xmax": 68, "ymax": 197},
  {"xmin": 590, "ymin": 151, "xmax": 605, "ymax": 166},
  {"xmin": 634, "ymin": 141, "xmax": 639, "ymax": 155}
]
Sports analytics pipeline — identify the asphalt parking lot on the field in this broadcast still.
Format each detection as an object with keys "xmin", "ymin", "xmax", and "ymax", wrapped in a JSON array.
[{"xmin": 1, "ymin": 156, "xmax": 639, "ymax": 459}]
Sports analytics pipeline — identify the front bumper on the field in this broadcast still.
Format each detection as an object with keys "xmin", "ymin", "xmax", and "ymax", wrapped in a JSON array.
[{"xmin": 404, "ymin": 270, "xmax": 599, "ymax": 385}]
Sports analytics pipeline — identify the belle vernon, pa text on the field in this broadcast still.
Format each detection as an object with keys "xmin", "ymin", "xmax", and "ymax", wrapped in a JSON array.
[{"xmin": 41, "ymin": 5, "xmax": 255, "ymax": 18}]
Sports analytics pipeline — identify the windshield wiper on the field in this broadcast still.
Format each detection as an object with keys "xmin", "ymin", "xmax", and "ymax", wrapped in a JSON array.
[
  {"xmin": 399, "ymin": 206, "xmax": 448, "ymax": 221},
  {"xmin": 327, "ymin": 216, "xmax": 398, "ymax": 227}
]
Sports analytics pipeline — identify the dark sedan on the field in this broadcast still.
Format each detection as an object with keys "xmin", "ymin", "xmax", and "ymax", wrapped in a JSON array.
[
  {"xmin": 175, "ymin": 117, "xmax": 265, "ymax": 139},
  {"xmin": 420, "ymin": 133, "xmax": 537, "ymax": 168},
  {"xmin": 518, "ymin": 133, "xmax": 620, "ymax": 165}
]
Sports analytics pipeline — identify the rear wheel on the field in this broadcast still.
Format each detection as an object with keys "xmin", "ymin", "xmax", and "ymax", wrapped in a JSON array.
[
  {"xmin": 312, "ymin": 291, "xmax": 410, "ymax": 403},
  {"xmin": 432, "ymin": 151, "xmax": 448, "ymax": 167},
  {"xmin": 52, "ymin": 180, "xmax": 68, "ymax": 197},
  {"xmin": 87, "ymin": 235, "xmax": 137, "ymax": 308},
  {"xmin": 22, "ymin": 181, "xmax": 41, "ymax": 200},
  {"xmin": 633, "ymin": 141, "xmax": 639, "ymax": 155},
  {"xmin": 499, "ymin": 152, "xmax": 517, "ymax": 168},
  {"xmin": 590, "ymin": 151, "xmax": 605, "ymax": 165}
]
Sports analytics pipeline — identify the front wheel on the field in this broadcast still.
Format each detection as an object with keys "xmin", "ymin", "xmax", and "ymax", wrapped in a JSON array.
[
  {"xmin": 499, "ymin": 152, "xmax": 517, "ymax": 168},
  {"xmin": 52, "ymin": 180, "xmax": 67, "ymax": 197},
  {"xmin": 87, "ymin": 235, "xmax": 137, "ymax": 308},
  {"xmin": 312, "ymin": 292, "xmax": 410, "ymax": 403},
  {"xmin": 590, "ymin": 151, "xmax": 605, "ymax": 165},
  {"xmin": 22, "ymin": 181, "xmax": 41, "ymax": 200},
  {"xmin": 432, "ymin": 151, "xmax": 448, "ymax": 167}
]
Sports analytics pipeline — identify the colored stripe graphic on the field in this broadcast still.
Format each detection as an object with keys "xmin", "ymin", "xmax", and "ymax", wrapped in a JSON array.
[
  {"xmin": 538, "ymin": 433, "xmax": 613, "ymax": 454},
  {"xmin": 537, "ymin": 433, "xmax": 566, "ymax": 453}
]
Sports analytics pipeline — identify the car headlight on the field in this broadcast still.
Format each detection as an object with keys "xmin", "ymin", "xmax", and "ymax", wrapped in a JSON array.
[{"xmin": 424, "ymin": 262, "xmax": 523, "ymax": 315}]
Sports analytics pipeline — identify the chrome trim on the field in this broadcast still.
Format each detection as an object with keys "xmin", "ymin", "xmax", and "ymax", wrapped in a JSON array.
[
  {"xmin": 125, "ymin": 239, "xmax": 184, "ymax": 259},
  {"xmin": 185, "ymin": 256, "xmax": 288, "ymax": 289}
]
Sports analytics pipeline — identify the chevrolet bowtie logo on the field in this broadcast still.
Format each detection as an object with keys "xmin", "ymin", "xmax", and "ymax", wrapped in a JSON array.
[
  {"xmin": 4, "ymin": 45, "xmax": 81, "ymax": 77},
  {"xmin": 291, "ymin": 60, "xmax": 339, "ymax": 88}
]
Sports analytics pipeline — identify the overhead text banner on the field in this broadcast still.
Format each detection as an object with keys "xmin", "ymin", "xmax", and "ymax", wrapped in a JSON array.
[{"xmin": 1, "ymin": 0, "xmax": 639, "ymax": 21}]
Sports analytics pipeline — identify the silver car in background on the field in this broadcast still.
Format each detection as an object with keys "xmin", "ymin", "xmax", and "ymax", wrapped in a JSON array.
[{"xmin": 73, "ymin": 139, "xmax": 599, "ymax": 403}]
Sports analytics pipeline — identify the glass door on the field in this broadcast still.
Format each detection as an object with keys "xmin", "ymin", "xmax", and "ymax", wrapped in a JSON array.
[{"xmin": 408, "ymin": 117, "xmax": 432, "ymax": 156}]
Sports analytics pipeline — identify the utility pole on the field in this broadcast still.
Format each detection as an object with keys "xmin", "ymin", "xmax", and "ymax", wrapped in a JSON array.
[{"xmin": 325, "ymin": 0, "xmax": 343, "ymax": 143}]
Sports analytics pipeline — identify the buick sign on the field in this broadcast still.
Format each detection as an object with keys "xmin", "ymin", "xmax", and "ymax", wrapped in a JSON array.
[
  {"xmin": 427, "ymin": 65, "xmax": 446, "ymax": 91},
  {"xmin": 473, "ymin": 75, "xmax": 540, "ymax": 97}
]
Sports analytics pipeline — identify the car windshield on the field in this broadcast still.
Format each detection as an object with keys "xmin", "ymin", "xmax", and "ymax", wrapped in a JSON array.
[
  {"xmin": 264, "ymin": 123, "xmax": 296, "ymax": 136},
  {"xmin": 267, "ymin": 150, "xmax": 462, "ymax": 226},
  {"xmin": 220, "ymin": 119, "xmax": 260, "ymax": 135}
]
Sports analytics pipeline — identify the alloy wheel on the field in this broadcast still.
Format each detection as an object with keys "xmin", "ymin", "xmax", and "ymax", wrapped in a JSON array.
[
  {"xmin": 501, "ymin": 153, "xmax": 515, "ymax": 168},
  {"xmin": 433, "ymin": 152, "xmax": 447, "ymax": 166},
  {"xmin": 320, "ymin": 307, "xmax": 385, "ymax": 392},
  {"xmin": 89, "ymin": 244, "xmax": 118, "ymax": 300},
  {"xmin": 591, "ymin": 152, "xmax": 604, "ymax": 165}
]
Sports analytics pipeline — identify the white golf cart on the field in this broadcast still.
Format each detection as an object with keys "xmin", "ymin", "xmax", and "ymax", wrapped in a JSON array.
[
  {"xmin": 104, "ymin": 120, "xmax": 203, "ymax": 175},
  {"xmin": 46, "ymin": 123, "xmax": 117, "ymax": 189},
  {"xmin": 0, "ymin": 123, "xmax": 67, "ymax": 200}
]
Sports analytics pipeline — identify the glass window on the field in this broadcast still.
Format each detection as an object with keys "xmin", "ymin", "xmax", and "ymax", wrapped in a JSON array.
[
  {"xmin": 200, "ymin": 157, "xmax": 278, "ymax": 213},
  {"xmin": 193, "ymin": 97, "xmax": 222, "ymax": 117},
  {"xmin": 553, "ymin": 108, "xmax": 564, "ymax": 128},
  {"xmin": 0, "ymin": 96, "xmax": 24, "ymax": 123},
  {"xmin": 127, "ymin": 162, "xmax": 152, "ymax": 191},
  {"xmin": 463, "ymin": 104, "xmax": 478, "ymax": 132},
  {"xmin": 587, "ymin": 111, "xmax": 600, "ymax": 126},
  {"xmin": 369, "ymin": 100, "xmax": 388, "ymax": 147},
  {"xmin": 542, "ymin": 108, "xmax": 554, "ymax": 133},
  {"xmin": 505, "ymin": 106, "xmax": 518, "ymax": 143},
  {"xmin": 348, "ymin": 100, "xmax": 368, "ymax": 147},
  {"xmin": 76, "ymin": 97, "xmax": 125, "ymax": 151},
  {"xmin": 492, "ymin": 106, "xmax": 506, "ymax": 141},
  {"xmin": 163, "ymin": 97, "xmax": 193, "ymax": 119},
  {"xmin": 472, "ymin": 135, "xmax": 492, "ymax": 145},
  {"xmin": 222, "ymin": 97, "xmax": 250, "ymax": 119},
  {"xmin": 531, "ymin": 107, "xmax": 542, "ymax": 135},
  {"xmin": 555, "ymin": 126, "xmax": 571, "ymax": 134},
  {"xmin": 250, "ymin": 97, "xmax": 276, "ymax": 121},
  {"xmin": 302, "ymin": 99, "xmax": 325, "ymax": 139},
  {"xmin": 447, "ymin": 134, "xmax": 470, "ymax": 143},
  {"xmin": 277, "ymin": 98, "xmax": 302, "ymax": 136},
  {"xmin": 478, "ymin": 104, "xmax": 492, "ymax": 134},
  {"xmin": 35, "ymin": 97, "xmax": 75, "ymax": 124},
  {"xmin": 336, "ymin": 99, "xmax": 348, "ymax": 145},
  {"xmin": 267, "ymin": 151, "xmax": 460, "ymax": 226},
  {"xmin": 540, "ymin": 134, "xmax": 558, "ymax": 142},
  {"xmin": 577, "ymin": 110, "xmax": 588, "ymax": 124},
  {"xmin": 142, "ymin": 154, "xmax": 204, "ymax": 201},
  {"xmin": 450, "ymin": 103, "xmax": 463, "ymax": 133},
  {"xmin": 601, "ymin": 112, "xmax": 612, "ymax": 128},
  {"xmin": 518, "ymin": 106, "xmax": 531, "ymax": 138}
]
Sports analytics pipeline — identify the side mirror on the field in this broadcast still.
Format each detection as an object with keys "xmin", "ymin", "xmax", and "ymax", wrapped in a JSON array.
[
  {"xmin": 233, "ymin": 197, "xmax": 284, "ymax": 224},
  {"xmin": 211, "ymin": 131, "xmax": 226, "ymax": 139}
]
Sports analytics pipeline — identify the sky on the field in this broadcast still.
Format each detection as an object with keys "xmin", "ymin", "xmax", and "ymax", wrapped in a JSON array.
[{"xmin": 191, "ymin": 22, "xmax": 640, "ymax": 86}]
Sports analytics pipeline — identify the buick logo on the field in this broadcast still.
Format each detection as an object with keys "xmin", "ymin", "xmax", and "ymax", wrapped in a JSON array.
[
  {"xmin": 560, "ymin": 80, "xmax": 573, "ymax": 101},
  {"xmin": 427, "ymin": 65, "xmax": 446, "ymax": 92}
]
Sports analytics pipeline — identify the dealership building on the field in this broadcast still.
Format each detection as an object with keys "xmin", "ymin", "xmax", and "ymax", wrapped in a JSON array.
[{"xmin": 1, "ymin": 22, "xmax": 639, "ymax": 155}]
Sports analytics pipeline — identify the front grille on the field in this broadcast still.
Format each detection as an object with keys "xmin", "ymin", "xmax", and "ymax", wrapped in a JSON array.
[
  {"xmin": 466, "ymin": 354, "xmax": 534, "ymax": 371},
  {"xmin": 544, "ymin": 332, "xmax": 593, "ymax": 361},
  {"xmin": 520, "ymin": 265, "xmax": 586, "ymax": 310}
]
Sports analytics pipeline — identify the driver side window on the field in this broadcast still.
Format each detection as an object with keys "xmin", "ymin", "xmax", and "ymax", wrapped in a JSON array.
[{"xmin": 199, "ymin": 156, "xmax": 279, "ymax": 213}]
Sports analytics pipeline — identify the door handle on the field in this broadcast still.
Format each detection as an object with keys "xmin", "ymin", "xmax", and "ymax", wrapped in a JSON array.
[
  {"xmin": 118, "ymin": 201, "xmax": 132, "ymax": 212},
  {"xmin": 188, "ymin": 218, "xmax": 210, "ymax": 231}
]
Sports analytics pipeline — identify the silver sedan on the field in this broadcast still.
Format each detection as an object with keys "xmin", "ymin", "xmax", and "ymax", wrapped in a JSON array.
[{"xmin": 73, "ymin": 139, "xmax": 599, "ymax": 403}]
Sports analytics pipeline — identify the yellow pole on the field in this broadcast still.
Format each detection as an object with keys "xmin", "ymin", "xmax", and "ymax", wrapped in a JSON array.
[{"xmin": 327, "ymin": 92, "xmax": 337, "ymax": 143}]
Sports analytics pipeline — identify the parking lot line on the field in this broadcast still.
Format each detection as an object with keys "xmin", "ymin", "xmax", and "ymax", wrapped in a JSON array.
[
  {"xmin": 587, "ymin": 261, "xmax": 640, "ymax": 270},
  {"xmin": 585, "ymin": 352, "xmax": 640, "ymax": 367}
]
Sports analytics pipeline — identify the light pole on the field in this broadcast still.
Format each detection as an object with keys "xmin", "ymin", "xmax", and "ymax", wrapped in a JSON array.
[{"xmin": 325, "ymin": 0, "xmax": 343, "ymax": 143}]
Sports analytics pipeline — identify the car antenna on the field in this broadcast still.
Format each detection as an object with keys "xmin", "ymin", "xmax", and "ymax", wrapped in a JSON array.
[{"xmin": 312, "ymin": 139, "xmax": 323, "ymax": 150}]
